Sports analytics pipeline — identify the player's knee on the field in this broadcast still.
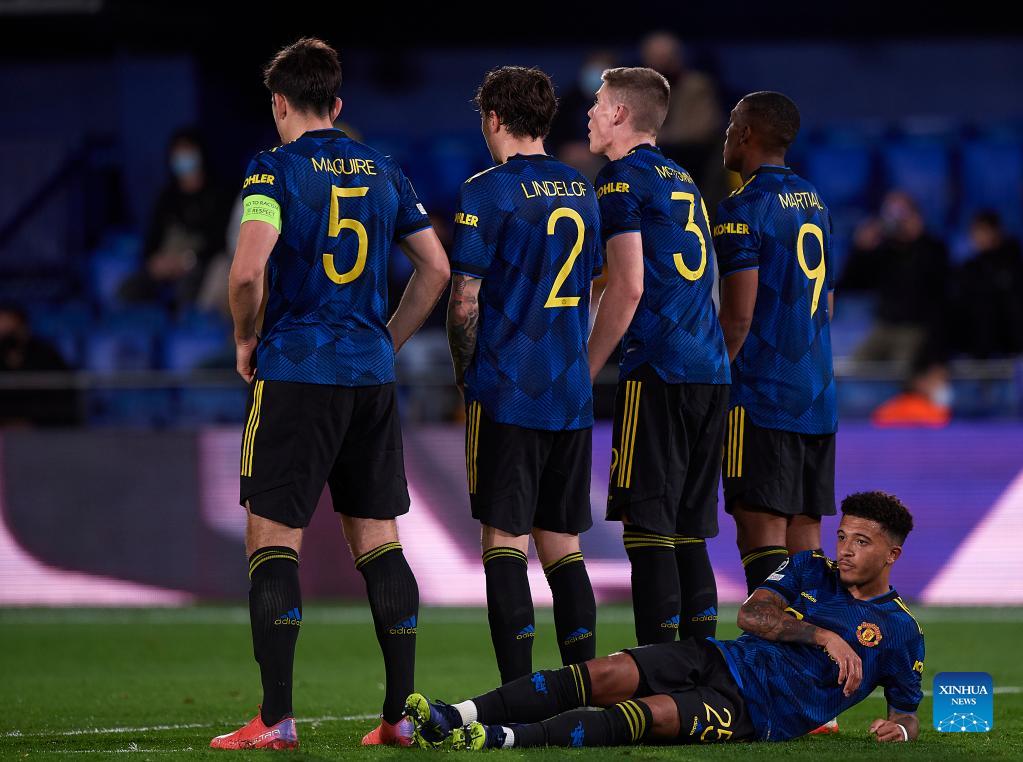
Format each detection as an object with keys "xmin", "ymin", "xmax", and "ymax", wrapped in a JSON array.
[
  {"xmin": 480, "ymin": 524, "xmax": 529, "ymax": 553},
  {"xmin": 245, "ymin": 508, "xmax": 302, "ymax": 556},
  {"xmin": 587, "ymin": 651, "xmax": 640, "ymax": 706},
  {"xmin": 339, "ymin": 516, "xmax": 398, "ymax": 558},
  {"xmin": 639, "ymin": 695, "xmax": 681, "ymax": 740},
  {"xmin": 532, "ymin": 528, "xmax": 580, "ymax": 566}
]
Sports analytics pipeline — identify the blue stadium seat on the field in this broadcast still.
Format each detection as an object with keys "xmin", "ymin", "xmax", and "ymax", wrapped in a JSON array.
[
  {"xmin": 99, "ymin": 305, "xmax": 169, "ymax": 333},
  {"xmin": 960, "ymin": 138, "xmax": 1023, "ymax": 234},
  {"xmin": 31, "ymin": 302, "xmax": 94, "ymax": 368},
  {"xmin": 804, "ymin": 141, "xmax": 873, "ymax": 212},
  {"xmin": 880, "ymin": 138, "xmax": 952, "ymax": 231},
  {"xmin": 175, "ymin": 387, "xmax": 248, "ymax": 425},
  {"xmin": 89, "ymin": 250, "xmax": 138, "ymax": 307},
  {"xmin": 162, "ymin": 329, "xmax": 230, "ymax": 371},
  {"xmin": 84, "ymin": 330, "xmax": 155, "ymax": 372}
]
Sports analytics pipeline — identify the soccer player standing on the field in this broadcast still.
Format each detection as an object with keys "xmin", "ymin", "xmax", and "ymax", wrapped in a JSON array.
[
  {"xmin": 444, "ymin": 67, "xmax": 601, "ymax": 684},
  {"xmin": 587, "ymin": 68, "xmax": 730, "ymax": 645},
  {"xmin": 714, "ymin": 93, "xmax": 837, "ymax": 597},
  {"xmin": 210, "ymin": 39, "xmax": 450, "ymax": 750}
]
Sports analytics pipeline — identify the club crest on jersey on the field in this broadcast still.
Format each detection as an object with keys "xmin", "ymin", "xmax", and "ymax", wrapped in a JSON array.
[{"xmin": 856, "ymin": 621, "xmax": 882, "ymax": 647}]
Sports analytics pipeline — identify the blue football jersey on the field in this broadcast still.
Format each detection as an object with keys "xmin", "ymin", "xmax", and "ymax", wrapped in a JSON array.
[
  {"xmin": 595, "ymin": 144, "xmax": 729, "ymax": 385},
  {"xmin": 712, "ymin": 550, "xmax": 925, "ymax": 741},
  {"xmin": 240, "ymin": 128, "xmax": 431, "ymax": 386},
  {"xmin": 715, "ymin": 166, "xmax": 837, "ymax": 434},
  {"xmin": 450, "ymin": 154, "xmax": 602, "ymax": 430}
]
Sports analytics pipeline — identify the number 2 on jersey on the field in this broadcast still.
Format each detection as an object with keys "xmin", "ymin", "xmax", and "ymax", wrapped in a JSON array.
[
  {"xmin": 544, "ymin": 207, "xmax": 585, "ymax": 308},
  {"xmin": 797, "ymin": 223, "xmax": 826, "ymax": 316},
  {"xmin": 323, "ymin": 185, "xmax": 369, "ymax": 284},
  {"xmin": 670, "ymin": 191, "xmax": 710, "ymax": 281}
]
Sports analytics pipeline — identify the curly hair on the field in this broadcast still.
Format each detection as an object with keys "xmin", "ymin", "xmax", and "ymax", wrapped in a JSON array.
[
  {"xmin": 841, "ymin": 491, "xmax": 914, "ymax": 544},
  {"xmin": 474, "ymin": 66, "xmax": 558, "ymax": 140}
]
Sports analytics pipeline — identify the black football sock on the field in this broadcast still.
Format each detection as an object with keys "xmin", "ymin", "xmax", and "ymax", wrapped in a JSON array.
[
  {"xmin": 543, "ymin": 552, "xmax": 597, "ymax": 665},
  {"xmin": 467, "ymin": 663, "xmax": 592, "ymax": 725},
  {"xmin": 675, "ymin": 537, "xmax": 719, "ymax": 639},
  {"xmin": 248, "ymin": 546, "xmax": 301, "ymax": 727},
  {"xmin": 508, "ymin": 699, "xmax": 653, "ymax": 748},
  {"xmin": 483, "ymin": 547, "xmax": 534, "ymax": 683},
  {"xmin": 741, "ymin": 545, "xmax": 789, "ymax": 594},
  {"xmin": 355, "ymin": 542, "xmax": 419, "ymax": 724},
  {"xmin": 623, "ymin": 528, "xmax": 680, "ymax": 645}
]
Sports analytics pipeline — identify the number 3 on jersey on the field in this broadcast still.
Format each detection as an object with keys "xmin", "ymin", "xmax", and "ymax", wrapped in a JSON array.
[
  {"xmin": 797, "ymin": 222, "xmax": 826, "ymax": 316},
  {"xmin": 323, "ymin": 185, "xmax": 369, "ymax": 284},
  {"xmin": 671, "ymin": 191, "xmax": 710, "ymax": 281}
]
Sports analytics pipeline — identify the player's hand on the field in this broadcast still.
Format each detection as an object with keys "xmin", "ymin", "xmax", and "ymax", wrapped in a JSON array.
[
  {"xmin": 235, "ymin": 338, "xmax": 258, "ymax": 384},
  {"xmin": 822, "ymin": 632, "xmax": 862, "ymax": 695},
  {"xmin": 869, "ymin": 719, "xmax": 908, "ymax": 742}
]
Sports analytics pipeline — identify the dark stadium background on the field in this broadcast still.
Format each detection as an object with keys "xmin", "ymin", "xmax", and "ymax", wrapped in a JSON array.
[{"xmin": 0, "ymin": 1, "xmax": 1020, "ymax": 607}]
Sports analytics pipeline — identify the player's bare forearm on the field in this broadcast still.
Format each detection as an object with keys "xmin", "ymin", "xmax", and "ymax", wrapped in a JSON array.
[
  {"xmin": 719, "ymin": 269, "xmax": 758, "ymax": 362},
  {"xmin": 737, "ymin": 589, "xmax": 824, "ymax": 645},
  {"xmin": 230, "ymin": 220, "xmax": 278, "ymax": 341},
  {"xmin": 588, "ymin": 282, "xmax": 641, "ymax": 382},
  {"xmin": 588, "ymin": 234, "xmax": 644, "ymax": 382},
  {"xmin": 447, "ymin": 275, "xmax": 480, "ymax": 388},
  {"xmin": 389, "ymin": 229, "xmax": 451, "ymax": 352}
]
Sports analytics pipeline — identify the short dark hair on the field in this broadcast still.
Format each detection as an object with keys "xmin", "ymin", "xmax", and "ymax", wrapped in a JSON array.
[
  {"xmin": 740, "ymin": 91, "xmax": 801, "ymax": 151},
  {"xmin": 474, "ymin": 66, "xmax": 558, "ymax": 140},
  {"xmin": 841, "ymin": 491, "xmax": 914, "ymax": 544},
  {"xmin": 601, "ymin": 67, "xmax": 670, "ymax": 135},
  {"xmin": 263, "ymin": 37, "xmax": 341, "ymax": 117}
]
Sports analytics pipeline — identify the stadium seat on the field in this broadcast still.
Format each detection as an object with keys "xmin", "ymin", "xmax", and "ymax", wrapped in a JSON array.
[
  {"xmin": 175, "ymin": 387, "xmax": 248, "ymax": 425},
  {"xmin": 959, "ymin": 138, "xmax": 1023, "ymax": 234},
  {"xmin": 880, "ymin": 138, "xmax": 952, "ymax": 231},
  {"xmin": 804, "ymin": 141, "xmax": 874, "ymax": 212},
  {"xmin": 162, "ymin": 329, "xmax": 230, "ymax": 371},
  {"xmin": 84, "ymin": 329, "xmax": 155, "ymax": 372}
]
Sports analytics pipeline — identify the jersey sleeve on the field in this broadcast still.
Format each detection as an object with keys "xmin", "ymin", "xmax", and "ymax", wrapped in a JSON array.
[
  {"xmin": 393, "ymin": 165, "xmax": 432, "ymax": 240},
  {"xmin": 714, "ymin": 191, "xmax": 763, "ymax": 277},
  {"xmin": 240, "ymin": 152, "xmax": 284, "ymax": 233},
  {"xmin": 882, "ymin": 631, "xmax": 925, "ymax": 715},
  {"xmin": 595, "ymin": 162, "xmax": 643, "ymax": 244},
  {"xmin": 755, "ymin": 550, "xmax": 816, "ymax": 604},
  {"xmin": 450, "ymin": 178, "xmax": 496, "ymax": 279}
]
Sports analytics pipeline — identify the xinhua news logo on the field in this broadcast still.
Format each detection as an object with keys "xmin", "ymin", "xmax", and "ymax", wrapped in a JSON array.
[{"xmin": 933, "ymin": 672, "xmax": 993, "ymax": 732}]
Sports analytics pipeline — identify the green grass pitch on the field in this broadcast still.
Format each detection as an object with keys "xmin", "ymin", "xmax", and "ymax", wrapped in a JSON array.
[{"xmin": 2, "ymin": 605, "xmax": 1020, "ymax": 760}]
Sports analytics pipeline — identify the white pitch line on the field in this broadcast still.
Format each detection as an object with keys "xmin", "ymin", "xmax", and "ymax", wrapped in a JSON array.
[
  {"xmin": 4, "ymin": 713, "xmax": 377, "ymax": 739},
  {"xmin": 864, "ymin": 686, "xmax": 1019, "ymax": 699}
]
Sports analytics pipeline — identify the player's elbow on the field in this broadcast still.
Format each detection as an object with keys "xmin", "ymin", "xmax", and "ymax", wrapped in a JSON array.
[
  {"xmin": 229, "ymin": 264, "xmax": 264, "ymax": 289},
  {"xmin": 720, "ymin": 313, "xmax": 752, "ymax": 342}
]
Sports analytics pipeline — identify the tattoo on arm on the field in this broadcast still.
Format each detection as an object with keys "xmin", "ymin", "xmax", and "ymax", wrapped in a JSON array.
[
  {"xmin": 738, "ymin": 590, "xmax": 822, "ymax": 645},
  {"xmin": 447, "ymin": 275, "xmax": 480, "ymax": 385}
]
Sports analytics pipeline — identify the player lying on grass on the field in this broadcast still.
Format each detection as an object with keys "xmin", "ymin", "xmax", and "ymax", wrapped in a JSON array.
[{"xmin": 406, "ymin": 491, "xmax": 924, "ymax": 748}]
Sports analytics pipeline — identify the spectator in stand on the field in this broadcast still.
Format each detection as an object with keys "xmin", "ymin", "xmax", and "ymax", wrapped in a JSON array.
[
  {"xmin": 548, "ymin": 50, "xmax": 619, "ymax": 180},
  {"xmin": 872, "ymin": 359, "xmax": 951, "ymax": 428},
  {"xmin": 120, "ymin": 128, "xmax": 230, "ymax": 312},
  {"xmin": 0, "ymin": 303, "xmax": 78, "ymax": 426},
  {"xmin": 954, "ymin": 210, "xmax": 1023, "ymax": 359},
  {"xmin": 639, "ymin": 31, "xmax": 724, "ymax": 198},
  {"xmin": 839, "ymin": 191, "xmax": 950, "ymax": 369}
]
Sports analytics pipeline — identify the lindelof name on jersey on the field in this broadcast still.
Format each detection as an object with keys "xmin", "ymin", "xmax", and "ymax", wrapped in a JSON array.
[
  {"xmin": 653, "ymin": 164, "xmax": 694, "ymax": 184},
  {"xmin": 777, "ymin": 191, "xmax": 824, "ymax": 210},
  {"xmin": 521, "ymin": 179, "xmax": 588, "ymax": 199},
  {"xmin": 310, "ymin": 156, "xmax": 378, "ymax": 176}
]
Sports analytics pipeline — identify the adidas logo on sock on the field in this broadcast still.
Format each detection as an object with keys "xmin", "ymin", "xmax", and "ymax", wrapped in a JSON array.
[
  {"xmin": 661, "ymin": 615, "xmax": 680, "ymax": 629},
  {"xmin": 563, "ymin": 628, "xmax": 593, "ymax": 645},
  {"xmin": 388, "ymin": 615, "xmax": 418, "ymax": 636},
  {"xmin": 516, "ymin": 624, "xmax": 536, "ymax": 640},
  {"xmin": 691, "ymin": 607, "xmax": 718, "ymax": 622},
  {"xmin": 273, "ymin": 608, "xmax": 302, "ymax": 626}
]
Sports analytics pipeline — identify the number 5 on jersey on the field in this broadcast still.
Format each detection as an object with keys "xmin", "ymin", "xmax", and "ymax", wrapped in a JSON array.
[{"xmin": 323, "ymin": 185, "xmax": 369, "ymax": 284}]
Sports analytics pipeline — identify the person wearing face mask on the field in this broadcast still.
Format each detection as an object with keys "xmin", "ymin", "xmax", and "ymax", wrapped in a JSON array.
[
  {"xmin": 119, "ymin": 128, "xmax": 230, "ymax": 311},
  {"xmin": 838, "ymin": 190, "xmax": 950, "ymax": 369},
  {"xmin": 872, "ymin": 359, "xmax": 952, "ymax": 427},
  {"xmin": 546, "ymin": 50, "xmax": 619, "ymax": 177}
]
